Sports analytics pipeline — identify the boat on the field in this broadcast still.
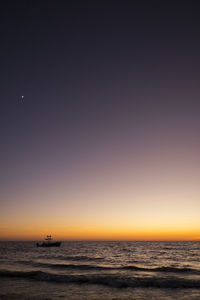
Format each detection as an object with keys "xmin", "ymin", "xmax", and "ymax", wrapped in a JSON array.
[{"xmin": 36, "ymin": 235, "xmax": 61, "ymax": 247}]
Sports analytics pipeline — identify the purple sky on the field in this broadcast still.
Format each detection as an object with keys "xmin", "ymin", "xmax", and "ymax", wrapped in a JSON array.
[{"xmin": 1, "ymin": 1, "xmax": 200, "ymax": 239}]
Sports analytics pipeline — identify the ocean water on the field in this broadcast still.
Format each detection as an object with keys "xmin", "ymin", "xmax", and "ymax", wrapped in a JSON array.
[{"xmin": 1, "ymin": 241, "xmax": 200, "ymax": 299}]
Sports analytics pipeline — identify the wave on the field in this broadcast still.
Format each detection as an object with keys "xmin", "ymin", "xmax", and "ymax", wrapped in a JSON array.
[
  {"xmin": 122, "ymin": 266, "xmax": 200, "ymax": 274},
  {"xmin": 1, "ymin": 269, "xmax": 200, "ymax": 288},
  {"xmin": 19, "ymin": 261, "xmax": 200, "ymax": 275},
  {"xmin": 36, "ymin": 255, "xmax": 103, "ymax": 262},
  {"xmin": 28, "ymin": 261, "xmax": 107, "ymax": 270}
]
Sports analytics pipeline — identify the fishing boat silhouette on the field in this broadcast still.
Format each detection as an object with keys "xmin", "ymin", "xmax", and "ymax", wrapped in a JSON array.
[{"xmin": 36, "ymin": 235, "xmax": 61, "ymax": 247}]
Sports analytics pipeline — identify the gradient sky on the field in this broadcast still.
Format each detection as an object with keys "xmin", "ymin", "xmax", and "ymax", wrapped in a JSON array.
[{"xmin": 1, "ymin": 0, "xmax": 200, "ymax": 240}]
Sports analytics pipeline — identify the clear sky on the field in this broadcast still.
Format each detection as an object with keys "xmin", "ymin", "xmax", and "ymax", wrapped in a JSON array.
[{"xmin": 1, "ymin": 0, "xmax": 200, "ymax": 240}]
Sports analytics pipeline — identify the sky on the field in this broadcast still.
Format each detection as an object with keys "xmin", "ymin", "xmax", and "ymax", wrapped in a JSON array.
[{"xmin": 1, "ymin": 0, "xmax": 200, "ymax": 240}]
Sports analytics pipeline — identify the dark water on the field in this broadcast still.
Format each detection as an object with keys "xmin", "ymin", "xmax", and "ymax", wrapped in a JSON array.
[{"xmin": 1, "ymin": 241, "xmax": 200, "ymax": 299}]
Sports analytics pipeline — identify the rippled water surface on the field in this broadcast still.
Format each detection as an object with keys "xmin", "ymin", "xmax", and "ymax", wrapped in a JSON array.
[{"xmin": 1, "ymin": 241, "xmax": 200, "ymax": 299}]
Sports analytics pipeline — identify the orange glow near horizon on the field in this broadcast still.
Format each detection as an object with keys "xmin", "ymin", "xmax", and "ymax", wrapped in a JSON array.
[
  {"xmin": 1, "ymin": 127, "xmax": 200, "ymax": 242},
  {"xmin": 1, "ymin": 219, "xmax": 200, "ymax": 241},
  {"xmin": 1, "ymin": 230, "xmax": 200, "ymax": 241}
]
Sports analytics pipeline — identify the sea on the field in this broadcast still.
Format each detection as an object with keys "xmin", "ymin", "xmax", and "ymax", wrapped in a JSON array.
[{"xmin": 1, "ymin": 241, "xmax": 200, "ymax": 299}]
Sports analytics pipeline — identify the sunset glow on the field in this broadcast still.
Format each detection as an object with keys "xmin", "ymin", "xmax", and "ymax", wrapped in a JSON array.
[{"xmin": 1, "ymin": 1, "xmax": 200, "ymax": 242}]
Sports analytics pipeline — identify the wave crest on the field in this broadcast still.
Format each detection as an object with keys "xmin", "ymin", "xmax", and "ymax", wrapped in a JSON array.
[
  {"xmin": 1, "ymin": 269, "xmax": 200, "ymax": 288},
  {"xmin": 21, "ymin": 261, "xmax": 200, "ymax": 275}
]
